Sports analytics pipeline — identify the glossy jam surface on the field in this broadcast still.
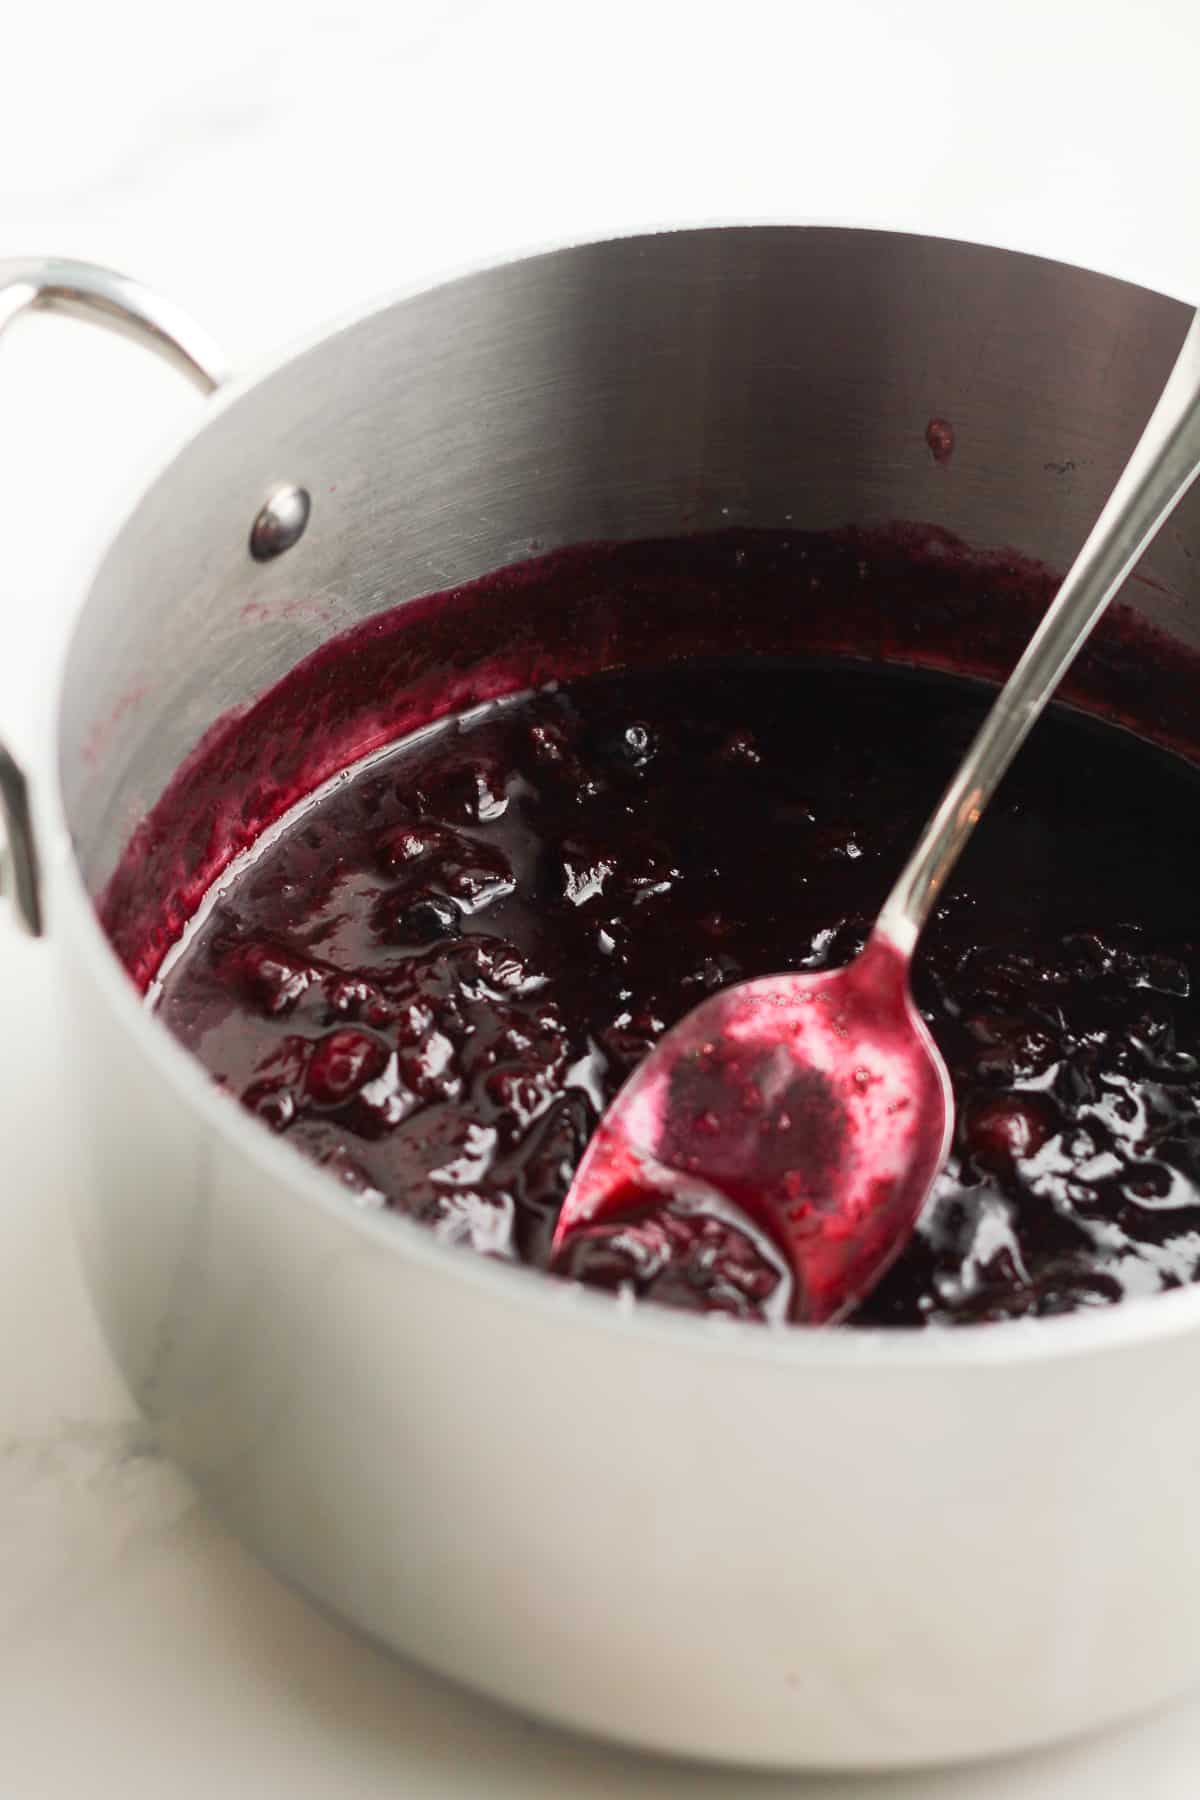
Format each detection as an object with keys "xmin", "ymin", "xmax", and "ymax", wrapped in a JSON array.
[{"xmin": 157, "ymin": 660, "xmax": 1200, "ymax": 1327}]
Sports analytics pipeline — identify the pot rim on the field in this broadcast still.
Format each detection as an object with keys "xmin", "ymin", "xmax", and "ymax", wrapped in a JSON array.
[{"xmin": 46, "ymin": 216, "xmax": 1200, "ymax": 1371}]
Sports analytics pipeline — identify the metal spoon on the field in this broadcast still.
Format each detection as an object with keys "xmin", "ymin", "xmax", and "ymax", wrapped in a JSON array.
[{"xmin": 553, "ymin": 309, "xmax": 1200, "ymax": 1324}]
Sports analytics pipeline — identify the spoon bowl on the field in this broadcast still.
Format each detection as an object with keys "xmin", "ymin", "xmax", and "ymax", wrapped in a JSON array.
[{"xmin": 556, "ymin": 932, "xmax": 952, "ymax": 1322}]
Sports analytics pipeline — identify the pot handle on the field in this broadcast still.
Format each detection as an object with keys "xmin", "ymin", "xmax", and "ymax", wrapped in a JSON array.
[{"xmin": 0, "ymin": 258, "xmax": 230, "ymax": 936}]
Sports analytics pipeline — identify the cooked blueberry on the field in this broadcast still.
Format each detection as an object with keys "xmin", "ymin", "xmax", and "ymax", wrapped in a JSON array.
[
  {"xmin": 305, "ymin": 1029, "xmax": 388, "ymax": 1106},
  {"xmin": 380, "ymin": 894, "xmax": 462, "ymax": 944}
]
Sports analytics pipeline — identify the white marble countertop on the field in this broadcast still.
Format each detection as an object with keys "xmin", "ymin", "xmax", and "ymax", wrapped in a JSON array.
[{"xmin": 3, "ymin": 2, "xmax": 1200, "ymax": 1791}]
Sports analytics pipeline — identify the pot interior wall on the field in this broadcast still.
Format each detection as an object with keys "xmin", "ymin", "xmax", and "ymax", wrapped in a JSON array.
[{"xmin": 58, "ymin": 226, "xmax": 1200, "ymax": 898}]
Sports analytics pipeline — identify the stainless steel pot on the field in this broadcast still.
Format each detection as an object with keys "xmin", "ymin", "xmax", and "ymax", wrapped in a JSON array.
[{"xmin": 4, "ymin": 227, "xmax": 1200, "ymax": 1771}]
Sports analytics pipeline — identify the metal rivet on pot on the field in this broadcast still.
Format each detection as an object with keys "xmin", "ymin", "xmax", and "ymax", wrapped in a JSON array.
[{"xmin": 249, "ymin": 484, "xmax": 311, "ymax": 561}]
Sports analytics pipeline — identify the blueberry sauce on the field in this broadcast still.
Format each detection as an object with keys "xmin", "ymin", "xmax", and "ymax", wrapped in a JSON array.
[{"xmin": 154, "ymin": 654, "xmax": 1200, "ymax": 1328}]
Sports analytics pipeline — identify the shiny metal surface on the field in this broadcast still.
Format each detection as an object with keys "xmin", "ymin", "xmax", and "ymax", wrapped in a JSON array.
[
  {"xmin": 248, "ymin": 482, "xmax": 311, "ymax": 560},
  {"xmin": 0, "ymin": 741, "xmax": 39, "ymax": 934},
  {"xmin": 40, "ymin": 229, "xmax": 1200, "ymax": 1768},
  {"xmin": 57, "ymin": 229, "xmax": 1200, "ymax": 898},
  {"xmin": 0, "ymin": 258, "xmax": 229, "ymax": 394},
  {"xmin": 0, "ymin": 257, "xmax": 229, "ymax": 933}
]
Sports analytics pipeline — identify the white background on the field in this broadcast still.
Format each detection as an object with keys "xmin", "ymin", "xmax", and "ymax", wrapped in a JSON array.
[{"xmin": 2, "ymin": 1, "xmax": 1199, "ymax": 1791}]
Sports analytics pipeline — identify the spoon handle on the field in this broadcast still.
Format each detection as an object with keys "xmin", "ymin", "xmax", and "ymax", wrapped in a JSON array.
[{"xmin": 876, "ymin": 307, "xmax": 1200, "ymax": 956}]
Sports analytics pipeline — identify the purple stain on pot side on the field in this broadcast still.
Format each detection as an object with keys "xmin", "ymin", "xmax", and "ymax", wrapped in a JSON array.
[
  {"xmin": 926, "ymin": 418, "xmax": 955, "ymax": 465},
  {"xmin": 100, "ymin": 525, "xmax": 1199, "ymax": 990}
]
